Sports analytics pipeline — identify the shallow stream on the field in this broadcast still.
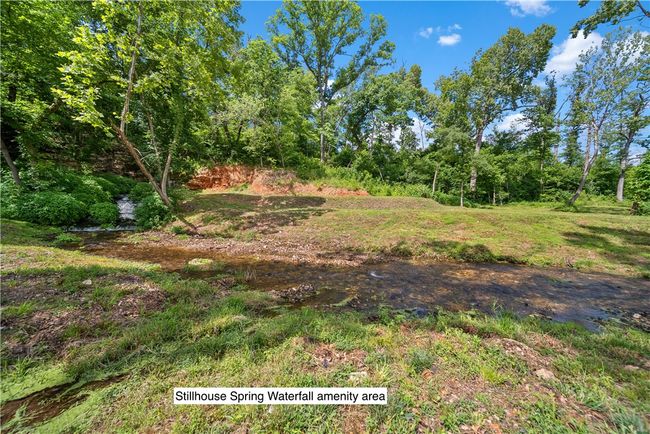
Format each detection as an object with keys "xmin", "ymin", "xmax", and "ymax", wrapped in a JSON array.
[{"xmin": 77, "ymin": 232, "xmax": 650, "ymax": 332}]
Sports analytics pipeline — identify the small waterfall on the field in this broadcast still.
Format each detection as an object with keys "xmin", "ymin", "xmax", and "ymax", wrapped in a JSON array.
[
  {"xmin": 67, "ymin": 195, "xmax": 137, "ymax": 232},
  {"xmin": 117, "ymin": 195, "xmax": 136, "ymax": 221}
]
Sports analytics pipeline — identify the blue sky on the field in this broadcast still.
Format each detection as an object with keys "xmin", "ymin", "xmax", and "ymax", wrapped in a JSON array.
[
  {"xmin": 239, "ymin": 1, "xmax": 648, "ymax": 148},
  {"xmin": 239, "ymin": 1, "xmax": 642, "ymax": 88}
]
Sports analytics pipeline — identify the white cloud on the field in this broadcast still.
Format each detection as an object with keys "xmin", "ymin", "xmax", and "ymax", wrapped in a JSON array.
[
  {"xmin": 505, "ymin": 0, "xmax": 552, "ymax": 17},
  {"xmin": 544, "ymin": 31, "xmax": 603, "ymax": 76},
  {"xmin": 418, "ymin": 27, "xmax": 434, "ymax": 39},
  {"xmin": 496, "ymin": 113, "xmax": 526, "ymax": 132},
  {"xmin": 438, "ymin": 33, "xmax": 461, "ymax": 46},
  {"xmin": 419, "ymin": 24, "xmax": 462, "ymax": 39}
]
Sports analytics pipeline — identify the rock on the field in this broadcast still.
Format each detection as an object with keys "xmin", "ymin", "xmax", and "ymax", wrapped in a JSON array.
[
  {"xmin": 534, "ymin": 368, "xmax": 555, "ymax": 380},
  {"xmin": 632, "ymin": 313, "xmax": 641, "ymax": 319},
  {"xmin": 81, "ymin": 279, "xmax": 93, "ymax": 286},
  {"xmin": 623, "ymin": 365, "xmax": 640, "ymax": 372},
  {"xmin": 348, "ymin": 371, "xmax": 368, "ymax": 382}
]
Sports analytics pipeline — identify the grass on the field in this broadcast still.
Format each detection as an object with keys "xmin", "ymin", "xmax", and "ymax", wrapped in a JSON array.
[
  {"xmin": 171, "ymin": 192, "xmax": 650, "ymax": 278},
  {"xmin": 1, "ymin": 220, "xmax": 649, "ymax": 432}
]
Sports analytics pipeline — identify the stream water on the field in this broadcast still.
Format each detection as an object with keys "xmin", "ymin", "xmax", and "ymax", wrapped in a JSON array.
[
  {"xmin": 78, "ymin": 234, "xmax": 650, "ymax": 332},
  {"xmin": 67, "ymin": 196, "xmax": 136, "ymax": 232}
]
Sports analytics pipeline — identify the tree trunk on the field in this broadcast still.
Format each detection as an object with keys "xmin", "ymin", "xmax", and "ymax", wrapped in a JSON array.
[
  {"xmin": 161, "ymin": 149, "xmax": 173, "ymax": 200},
  {"xmin": 569, "ymin": 124, "xmax": 597, "ymax": 206},
  {"xmin": 0, "ymin": 137, "xmax": 21, "ymax": 185},
  {"xmin": 114, "ymin": 3, "xmax": 169, "ymax": 208},
  {"xmin": 112, "ymin": 126, "xmax": 171, "ymax": 207},
  {"xmin": 616, "ymin": 137, "xmax": 632, "ymax": 202},
  {"xmin": 492, "ymin": 187, "xmax": 496, "ymax": 206},
  {"xmin": 460, "ymin": 181, "xmax": 464, "ymax": 208},
  {"xmin": 469, "ymin": 128, "xmax": 483, "ymax": 192},
  {"xmin": 432, "ymin": 165, "xmax": 439, "ymax": 194}
]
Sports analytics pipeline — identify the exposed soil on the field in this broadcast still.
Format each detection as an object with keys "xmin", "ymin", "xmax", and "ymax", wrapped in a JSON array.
[
  {"xmin": 1, "ymin": 274, "xmax": 166, "ymax": 360},
  {"xmin": 187, "ymin": 165, "xmax": 368, "ymax": 196}
]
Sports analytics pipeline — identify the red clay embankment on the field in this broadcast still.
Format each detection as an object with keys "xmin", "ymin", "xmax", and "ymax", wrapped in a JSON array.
[{"xmin": 187, "ymin": 165, "xmax": 369, "ymax": 196}]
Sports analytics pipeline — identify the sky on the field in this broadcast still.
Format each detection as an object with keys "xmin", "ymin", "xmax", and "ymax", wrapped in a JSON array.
[{"xmin": 238, "ymin": 1, "xmax": 648, "ymax": 150}]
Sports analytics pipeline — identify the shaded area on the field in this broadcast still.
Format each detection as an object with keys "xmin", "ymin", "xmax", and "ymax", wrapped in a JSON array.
[
  {"xmin": 82, "ymin": 239, "xmax": 650, "ymax": 332},
  {"xmin": 564, "ymin": 224, "xmax": 650, "ymax": 275},
  {"xmin": 182, "ymin": 193, "xmax": 330, "ymax": 234}
]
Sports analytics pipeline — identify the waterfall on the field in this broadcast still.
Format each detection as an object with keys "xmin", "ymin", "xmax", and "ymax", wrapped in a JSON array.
[{"xmin": 117, "ymin": 195, "xmax": 136, "ymax": 221}]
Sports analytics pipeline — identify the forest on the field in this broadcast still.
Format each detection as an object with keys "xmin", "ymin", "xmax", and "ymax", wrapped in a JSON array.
[
  {"xmin": 2, "ymin": 0, "xmax": 648, "ymax": 222},
  {"xmin": 1, "ymin": 1, "xmax": 650, "ymax": 433}
]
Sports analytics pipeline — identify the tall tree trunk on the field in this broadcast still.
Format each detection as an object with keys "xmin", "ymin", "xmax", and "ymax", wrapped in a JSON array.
[
  {"xmin": 0, "ymin": 137, "xmax": 21, "ymax": 185},
  {"xmin": 569, "ymin": 124, "xmax": 598, "ymax": 206},
  {"xmin": 112, "ymin": 126, "xmax": 171, "ymax": 207},
  {"xmin": 460, "ymin": 181, "xmax": 464, "ymax": 208},
  {"xmin": 319, "ymin": 92, "xmax": 326, "ymax": 163},
  {"xmin": 432, "ymin": 164, "xmax": 439, "ymax": 194},
  {"xmin": 616, "ymin": 138, "xmax": 632, "ymax": 202},
  {"xmin": 116, "ymin": 2, "xmax": 170, "ymax": 207},
  {"xmin": 161, "ymin": 149, "xmax": 173, "ymax": 199},
  {"xmin": 469, "ymin": 127, "xmax": 483, "ymax": 192},
  {"xmin": 492, "ymin": 187, "xmax": 496, "ymax": 206}
]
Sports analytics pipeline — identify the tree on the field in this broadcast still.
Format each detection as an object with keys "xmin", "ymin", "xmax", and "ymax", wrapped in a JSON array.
[
  {"xmin": 55, "ymin": 0, "xmax": 241, "ymax": 206},
  {"xmin": 1, "ymin": 0, "xmax": 88, "ymax": 184},
  {"xmin": 439, "ymin": 26, "xmax": 556, "ymax": 192},
  {"xmin": 604, "ymin": 32, "xmax": 650, "ymax": 201},
  {"xmin": 572, "ymin": 0, "xmax": 649, "ymax": 37},
  {"xmin": 522, "ymin": 75, "xmax": 560, "ymax": 198},
  {"xmin": 268, "ymin": 0, "xmax": 394, "ymax": 162},
  {"xmin": 567, "ymin": 29, "xmax": 648, "ymax": 205}
]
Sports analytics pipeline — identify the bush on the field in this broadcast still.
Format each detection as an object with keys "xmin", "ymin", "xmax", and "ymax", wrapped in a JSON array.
[
  {"xmin": 97, "ymin": 173, "xmax": 137, "ymax": 195},
  {"xmin": 129, "ymin": 182, "xmax": 155, "ymax": 201},
  {"xmin": 71, "ymin": 178, "xmax": 112, "ymax": 206},
  {"xmin": 16, "ymin": 192, "xmax": 87, "ymax": 226},
  {"xmin": 89, "ymin": 202, "xmax": 119, "ymax": 226},
  {"xmin": 0, "ymin": 175, "xmax": 21, "ymax": 219},
  {"xmin": 631, "ymin": 201, "xmax": 650, "ymax": 216},
  {"xmin": 135, "ymin": 195, "xmax": 171, "ymax": 230},
  {"xmin": 88, "ymin": 176, "xmax": 120, "ymax": 198}
]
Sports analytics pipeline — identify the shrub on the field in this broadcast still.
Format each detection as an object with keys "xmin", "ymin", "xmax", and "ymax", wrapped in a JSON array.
[
  {"xmin": 88, "ymin": 176, "xmax": 120, "ymax": 198},
  {"xmin": 97, "ymin": 173, "xmax": 137, "ymax": 195},
  {"xmin": 0, "ymin": 175, "xmax": 21, "ymax": 219},
  {"xmin": 631, "ymin": 201, "xmax": 650, "ymax": 216},
  {"xmin": 16, "ymin": 192, "xmax": 87, "ymax": 226},
  {"xmin": 129, "ymin": 182, "xmax": 155, "ymax": 201},
  {"xmin": 71, "ymin": 178, "xmax": 112, "ymax": 206},
  {"xmin": 89, "ymin": 202, "xmax": 119, "ymax": 226},
  {"xmin": 135, "ymin": 195, "xmax": 171, "ymax": 230}
]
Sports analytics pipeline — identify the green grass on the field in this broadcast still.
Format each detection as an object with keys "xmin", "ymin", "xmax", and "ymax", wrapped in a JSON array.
[
  {"xmin": 1, "ymin": 221, "xmax": 649, "ymax": 433},
  {"xmin": 172, "ymin": 192, "xmax": 650, "ymax": 277}
]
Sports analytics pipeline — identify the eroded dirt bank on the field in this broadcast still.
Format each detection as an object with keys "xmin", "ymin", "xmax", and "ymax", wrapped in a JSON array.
[{"xmin": 79, "ymin": 234, "xmax": 650, "ymax": 331}]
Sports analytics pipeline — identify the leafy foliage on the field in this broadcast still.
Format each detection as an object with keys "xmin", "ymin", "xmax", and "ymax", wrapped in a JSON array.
[
  {"xmin": 135, "ymin": 195, "xmax": 172, "ymax": 230},
  {"xmin": 16, "ymin": 192, "xmax": 86, "ymax": 226},
  {"xmin": 88, "ymin": 202, "xmax": 119, "ymax": 226}
]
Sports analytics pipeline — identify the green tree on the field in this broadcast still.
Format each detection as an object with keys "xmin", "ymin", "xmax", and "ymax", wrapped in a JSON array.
[
  {"xmin": 438, "ymin": 26, "xmax": 556, "ymax": 192},
  {"xmin": 572, "ymin": 0, "xmax": 649, "ymax": 37},
  {"xmin": 268, "ymin": 0, "xmax": 394, "ymax": 162},
  {"xmin": 55, "ymin": 0, "xmax": 241, "ymax": 206},
  {"xmin": 1, "ymin": 0, "xmax": 88, "ymax": 184},
  {"xmin": 567, "ymin": 29, "xmax": 648, "ymax": 205}
]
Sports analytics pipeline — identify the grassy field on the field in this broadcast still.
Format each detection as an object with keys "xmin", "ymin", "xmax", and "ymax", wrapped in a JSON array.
[
  {"xmin": 174, "ymin": 192, "xmax": 650, "ymax": 278},
  {"xmin": 1, "ymin": 219, "xmax": 649, "ymax": 432}
]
